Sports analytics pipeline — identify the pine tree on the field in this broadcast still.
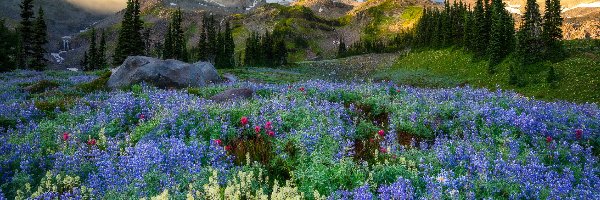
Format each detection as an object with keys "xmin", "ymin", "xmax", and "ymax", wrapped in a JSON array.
[
  {"xmin": 0, "ymin": 19, "xmax": 19, "ymax": 72},
  {"xmin": 31, "ymin": 7, "xmax": 48, "ymax": 71},
  {"xmin": 337, "ymin": 37, "xmax": 347, "ymax": 58},
  {"xmin": 81, "ymin": 51, "xmax": 89, "ymax": 68},
  {"xmin": 542, "ymin": 0, "xmax": 564, "ymax": 60},
  {"xmin": 163, "ymin": 9, "xmax": 186, "ymax": 61},
  {"xmin": 472, "ymin": 0, "xmax": 489, "ymax": 57},
  {"xmin": 275, "ymin": 39, "xmax": 287, "ymax": 66},
  {"xmin": 463, "ymin": 8, "xmax": 474, "ymax": 50},
  {"xmin": 223, "ymin": 21, "xmax": 235, "ymax": 68},
  {"xmin": 114, "ymin": 0, "xmax": 144, "ymax": 65},
  {"xmin": 87, "ymin": 28, "xmax": 98, "ymax": 71},
  {"xmin": 487, "ymin": 0, "xmax": 515, "ymax": 73},
  {"xmin": 99, "ymin": 30, "xmax": 107, "ymax": 67},
  {"xmin": 517, "ymin": 0, "xmax": 544, "ymax": 66},
  {"xmin": 163, "ymin": 23, "xmax": 173, "ymax": 59},
  {"xmin": 197, "ymin": 16, "xmax": 208, "ymax": 61},
  {"xmin": 18, "ymin": 0, "xmax": 35, "ymax": 69}
]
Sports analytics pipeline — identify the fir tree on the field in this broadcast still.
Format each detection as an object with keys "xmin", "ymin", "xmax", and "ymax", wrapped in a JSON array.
[
  {"xmin": 542, "ymin": 0, "xmax": 564, "ymax": 60},
  {"xmin": 18, "ymin": 0, "xmax": 35, "ymax": 69},
  {"xmin": 337, "ymin": 37, "xmax": 347, "ymax": 58},
  {"xmin": 516, "ymin": 0, "xmax": 544, "ymax": 66},
  {"xmin": 31, "ymin": 7, "xmax": 48, "ymax": 71},
  {"xmin": 163, "ymin": 23, "xmax": 173, "ymax": 59},
  {"xmin": 98, "ymin": 30, "xmax": 107, "ymax": 67},
  {"xmin": 114, "ymin": 0, "xmax": 144, "ymax": 65},
  {"xmin": 0, "ymin": 19, "xmax": 19, "ymax": 72},
  {"xmin": 487, "ymin": 0, "xmax": 515, "ymax": 73},
  {"xmin": 472, "ymin": 0, "xmax": 489, "ymax": 57},
  {"xmin": 87, "ymin": 28, "xmax": 98, "ymax": 71},
  {"xmin": 81, "ymin": 51, "xmax": 89, "ymax": 68},
  {"xmin": 223, "ymin": 21, "xmax": 235, "ymax": 68}
]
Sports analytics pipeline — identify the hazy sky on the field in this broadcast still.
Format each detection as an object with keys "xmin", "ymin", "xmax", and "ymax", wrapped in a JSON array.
[{"xmin": 66, "ymin": 0, "xmax": 127, "ymax": 13}]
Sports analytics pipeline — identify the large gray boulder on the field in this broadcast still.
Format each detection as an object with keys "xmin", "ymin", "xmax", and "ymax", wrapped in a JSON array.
[{"xmin": 107, "ymin": 56, "xmax": 221, "ymax": 89}]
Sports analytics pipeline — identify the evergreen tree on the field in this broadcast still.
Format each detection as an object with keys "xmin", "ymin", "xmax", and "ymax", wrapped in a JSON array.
[
  {"xmin": 487, "ymin": 0, "xmax": 515, "ymax": 73},
  {"xmin": 337, "ymin": 37, "xmax": 347, "ymax": 58},
  {"xmin": 99, "ymin": 30, "xmax": 107, "ymax": 67},
  {"xmin": 197, "ymin": 17, "xmax": 208, "ymax": 61},
  {"xmin": 81, "ymin": 51, "xmax": 89, "ymax": 68},
  {"xmin": 87, "ymin": 28, "xmax": 98, "ymax": 71},
  {"xmin": 542, "ymin": 0, "xmax": 564, "ymax": 60},
  {"xmin": 472, "ymin": 0, "xmax": 489, "ymax": 57},
  {"xmin": 516, "ymin": 0, "xmax": 544, "ymax": 66},
  {"xmin": 31, "ymin": 7, "xmax": 48, "ymax": 71},
  {"xmin": 163, "ymin": 8, "xmax": 186, "ymax": 61},
  {"xmin": 18, "ymin": 0, "xmax": 35, "ymax": 69},
  {"xmin": 223, "ymin": 21, "xmax": 235, "ymax": 68},
  {"xmin": 114, "ymin": 0, "xmax": 144, "ymax": 65},
  {"xmin": 0, "ymin": 19, "xmax": 19, "ymax": 72},
  {"xmin": 163, "ymin": 23, "xmax": 173, "ymax": 59},
  {"xmin": 463, "ymin": 8, "xmax": 474, "ymax": 50}
]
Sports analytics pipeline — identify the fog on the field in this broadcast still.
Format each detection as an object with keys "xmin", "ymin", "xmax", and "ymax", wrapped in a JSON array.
[{"xmin": 66, "ymin": 0, "xmax": 127, "ymax": 13}]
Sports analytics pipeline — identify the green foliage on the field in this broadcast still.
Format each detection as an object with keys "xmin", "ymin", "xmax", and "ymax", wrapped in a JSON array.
[
  {"xmin": 380, "ymin": 46, "xmax": 600, "ymax": 103},
  {"xmin": 30, "ymin": 7, "xmax": 48, "ymax": 71},
  {"xmin": 0, "ymin": 19, "xmax": 18, "ymax": 72},
  {"xmin": 355, "ymin": 121, "xmax": 379, "ymax": 140},
  {"xmin": 0, "ymin": 117, "xmax": 18, "ymax": 130},
  {"xmin": 113, "ymin": 0, "xmax": 145, "ymax": 65},
  {"xmin": 83, "ymin": 29, "xmax": 108, "ymax": 71},
  {"xmin": 163, "ymin": 8, "xmax": 188, "ymax": 61},
  {"xmin": 25, "ymin": 80, "xmax": 59, "ymax": 94},
  {"xmin": 76, "ymin": 70, "xmax": 111, "ymax": 93},
  {"xmin": 244, "ymin": 31, "xmax": 288, "ymax": 67}
]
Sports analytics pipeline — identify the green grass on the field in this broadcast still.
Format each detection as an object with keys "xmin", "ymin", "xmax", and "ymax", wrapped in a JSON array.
[
  {"xmin": 218, "ymin": 67, "xmax": 308, "ymax": 84},
  {"xmin": 374, "ymin": 42, "xmax": 600, "ymax": 103}
]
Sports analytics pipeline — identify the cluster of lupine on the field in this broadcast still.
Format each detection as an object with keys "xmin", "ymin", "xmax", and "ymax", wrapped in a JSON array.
[{"xmin": 1, "ymin": 71, "xmax": 599, "ymax": 199}]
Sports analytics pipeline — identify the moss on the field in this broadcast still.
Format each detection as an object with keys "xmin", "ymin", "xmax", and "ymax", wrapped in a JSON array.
[{"xmin": 77, "ymin": 70, "xmax": 111, "ymax": 93}]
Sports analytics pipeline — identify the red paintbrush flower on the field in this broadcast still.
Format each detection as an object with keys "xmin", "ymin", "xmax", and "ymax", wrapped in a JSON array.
[
  {"xmin": 87, "ymin": 138, "xmax": 97, "ymax": 146},
  {"xmin": 225, "ymin": 145, "xmax": 232, "ymax": 151},
  {"xmin": 214, "ymin": 139, "xmax": 222, "ymax": 146},
  {"xmin": 241, "ymin": 116, "xmax": 248, "ymax": 126},
  {"xmin": 546, "ymin": 136, "xmax": 553, "ymax": 143},
  {"xmin": 378, "ymin": 130, "xmax": 385, "ymax": 137},
  {"xmin": 62, "ymin": 132, "xmax": 69, "ymax": 141},
  {"xmin": 268, "ymin": 131, "xmax": 275, "ymax": 137},
  {"xmin": 575, "ymin": 129, "xmax": 583, "ymax": 140},
  {"xmin": 379, "ymin": 147, "xmax": 387, "ymax": 153},
  {"xmin": 265, "ymin": 121, "xmax": 272, "ymax": 130},
  {"xmin": 299, "ymin": 87, "xmax": 305, "ymax": 92},
  {"xmin": 139, "ymin": 114, "xmax": 145, "ymax": 120},
  {"xmin": 255, "ymin": 126, "xmax": 261, "ymax": 133}
]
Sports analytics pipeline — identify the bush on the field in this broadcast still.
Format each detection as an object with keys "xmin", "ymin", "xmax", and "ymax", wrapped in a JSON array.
[
  {"xmin": 24, "ymin": 80, "xmax": 60, "ymax": 94},
  {"xmin": 77, "ymin": 70, "xmax": 111, "ymax": 93}
]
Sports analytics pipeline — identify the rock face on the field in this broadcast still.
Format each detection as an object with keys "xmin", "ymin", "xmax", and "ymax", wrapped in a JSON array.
[
  {"xmin": 107, "ymin": 56, "xmax": 221, "ymax": 89},
  {"xmin": 210, "ymin": 88, "xmax": 254, "ymax": 102}
]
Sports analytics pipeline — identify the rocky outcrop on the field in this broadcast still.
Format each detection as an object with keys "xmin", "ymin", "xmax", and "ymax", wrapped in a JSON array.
[
  {"xmin": 107, "ymin": 56, "xmax": 221, "ymax": 89},
  {"xmin": 210, "ymin": 88, "xmax": 254, "ymax": 102}
]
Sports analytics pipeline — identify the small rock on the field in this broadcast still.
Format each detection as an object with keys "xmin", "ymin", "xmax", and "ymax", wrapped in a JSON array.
[{"xmin": 210, "ymin": 88, "xmax": 254, "ymax": 103}]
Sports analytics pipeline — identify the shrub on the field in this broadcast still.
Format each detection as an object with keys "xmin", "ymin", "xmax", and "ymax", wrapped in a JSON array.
[
  {"xmin": 77, "ymin": 70, "xmax": 111, "ymax": 93},
  {"xmin": 24, "ymin": 80, "xmax": 60, "ymax": 94}
]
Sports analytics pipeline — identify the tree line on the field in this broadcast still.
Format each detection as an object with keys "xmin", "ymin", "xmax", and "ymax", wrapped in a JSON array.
[
  {"xmin": 244, "ymin": 31, "xmax": 288, "ymax": 67},
  {"xmin": 0, "ymin": 0, "xmax": 48, "ymax": 72},
  {"xmin": 339, "ymin": 0, "xmax": 564, "ymax": 86}
]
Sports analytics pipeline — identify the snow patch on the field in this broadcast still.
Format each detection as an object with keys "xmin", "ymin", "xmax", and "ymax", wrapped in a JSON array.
[
  {"xmin": 505, "ymin": 4, "xmax": 521, "ymax": 15},
  {"xmin": 246, "ymin": 0, "xmax": 259, "ymax": 10},
  {"xmin": 562, "ymin": 1, "xmax": 600, "ymax": 12},
  {"xmin": 51, "ymin": 51, "xmax": 67, "ymax": 64},
  {"xmin": 67, "ymin": 68, "xmax": 79, "ymax": 72},
  {"xmin": 170, "ymin": 2, "xmax": 177, "ymax": 6},
  {"xmin": 319, "ymin": 7, "xmax": 324, "ymax": 13}
]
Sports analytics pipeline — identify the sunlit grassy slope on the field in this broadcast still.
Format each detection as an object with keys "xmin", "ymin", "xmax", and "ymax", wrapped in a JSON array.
[{"xmin": 375, "ymin": 40, "xmax": 600, "ymax": 103}]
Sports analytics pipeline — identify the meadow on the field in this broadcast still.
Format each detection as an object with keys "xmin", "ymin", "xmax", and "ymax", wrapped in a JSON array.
[{"xmin": 1, "ymin": 69, "xmax": 599, "ymax": 199}]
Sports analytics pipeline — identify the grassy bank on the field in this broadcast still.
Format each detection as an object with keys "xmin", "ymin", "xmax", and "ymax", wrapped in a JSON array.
[{"xmin": 375, "ymin": 40, "xmax": 600, "ymax": 103}]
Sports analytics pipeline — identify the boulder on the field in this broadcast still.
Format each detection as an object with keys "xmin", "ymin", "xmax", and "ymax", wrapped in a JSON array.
[
  {"xmin": 210, "ymin": 88, "xmax": 254, "ymax": 103},
  {"xmin": 107, "ymin": 56, "xmax": 221, "ymax": 89},
  {"xmin": 222, "ymin": 73, "xmax": 238, "ymax": 83}
]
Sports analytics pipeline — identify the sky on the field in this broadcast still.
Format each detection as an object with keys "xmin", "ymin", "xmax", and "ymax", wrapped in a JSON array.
[{"xmin": 66, "ymin": 0, "xmax": 127, "ymax": 13}]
